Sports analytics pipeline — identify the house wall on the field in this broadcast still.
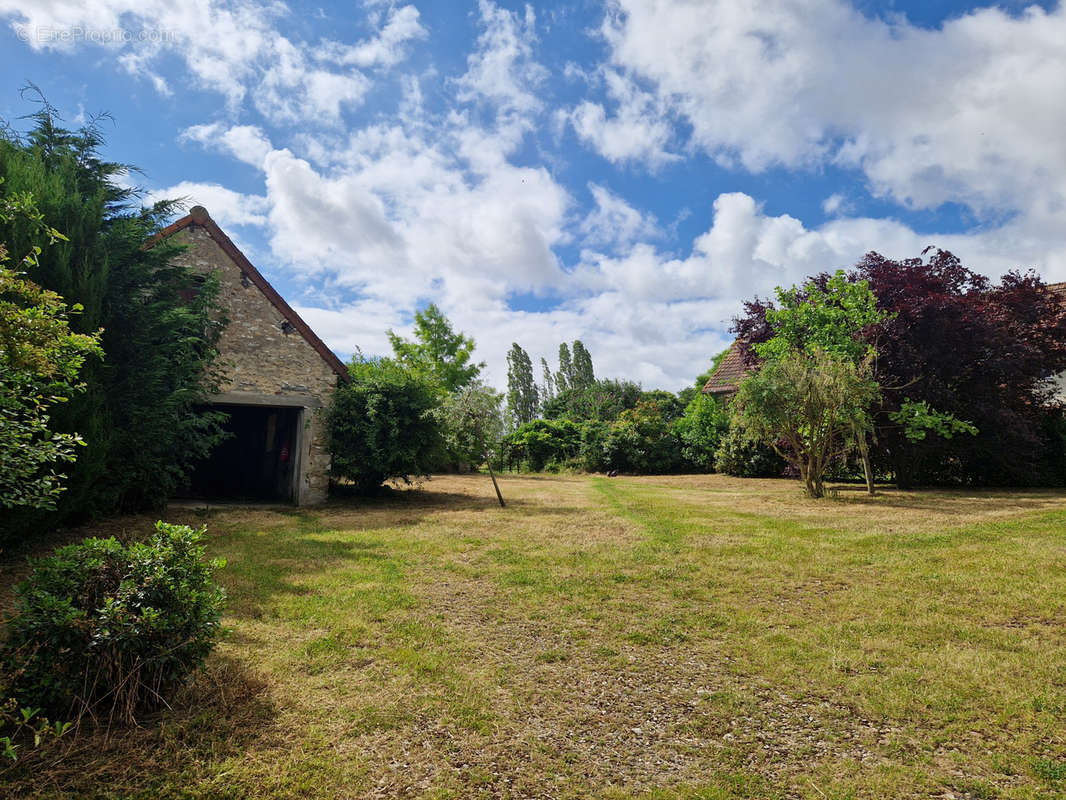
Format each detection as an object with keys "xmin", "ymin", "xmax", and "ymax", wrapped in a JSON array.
[{"xmin": 171, "ymin": 224, "xmax": 338, "ymax": 504}]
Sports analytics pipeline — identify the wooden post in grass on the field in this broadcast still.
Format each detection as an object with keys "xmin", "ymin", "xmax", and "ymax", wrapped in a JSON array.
[
  {"xmin": 482, "ymin": 442, "xmax": 505, "ymax": 507},
  {"xmin": 855, "ymin": 425, "xmax": 876, "ymax": 496},
  {"xmin": 487, "ymin": 459, "xmax": 506, "ymax": 508}
]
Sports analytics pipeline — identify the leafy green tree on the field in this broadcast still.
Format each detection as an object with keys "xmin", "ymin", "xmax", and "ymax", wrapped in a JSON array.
[
  {"xmin": 749, "ymin": 272, "xmax": 888, "ymax": 492},
  {"xmin": 387, "ymin": 303, "xmax": 484, "ymax": 393},
  {"xmin": 438, "ymin": 381, "xmax": 505, "ymax": 466},
  {"xmin": 327, "ymin": 356, "xmax": 444, "ymax": 493},
  {"xmin": 740, "ymin": 270, "xmax": 973, "ymax": 492},
  {"xmin": 734, "ymin": 254, "xmax": 1009, "ymax": 487},
  {"xmin": 753, "ymin": 271, "xmax": 886, "ymax": 363},
  {"xmin": 675, "ymin": 392, "xmax": 730, "ymax": 472},
  {"xmin": 506, "ymin": 343, "xmax": 539, "ymax": 428},
  {"xmin": 0, "ymin": 187, "xmax": 101, "ymax": 510},
  {"xmin": 541, "ymin": 378, "xmax": 643, "ymax": 422},
  {"xmin": 570, "ymin": 339, "xmax": 595, "ymax": 390},
  {"xmin": 437, "ymin": 381, "xmax": 507, "ymax": 505},
  {"xmin": 731, "ymin": 349, "xmax": 881, "ymax": 498},
  {"xmin": 639, "ymin": 389, "xmax": 684, "ymax": 421},
  {"xmin": 0, "ymin": 100, "xmax": 226, "ymax": 522}
]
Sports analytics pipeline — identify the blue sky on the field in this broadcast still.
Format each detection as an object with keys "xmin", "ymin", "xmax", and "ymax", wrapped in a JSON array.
[{"xmin": 1, "ymin": 0, "xmax": 1064, "ymax": 390}]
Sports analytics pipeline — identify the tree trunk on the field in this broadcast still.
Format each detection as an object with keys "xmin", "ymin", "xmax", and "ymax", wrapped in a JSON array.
[{"xmin": 799, "ymin": 459, "xmax": 821, "ymax": 498}]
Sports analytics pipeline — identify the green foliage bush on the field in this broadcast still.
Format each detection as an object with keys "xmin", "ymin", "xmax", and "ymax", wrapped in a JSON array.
[
  {"xmin": 504, "ymin": 397, "xmax": 718, "ymax": 475},
  {"xmin": 578, "ymin": 420, "xmax": 610, "ymax": 472},
  {"xmin": 601, "ymin": 401, "xmax": 685, "ymax": 474},
  {"xmin": 713, "ymin": 428, "xmax": 786, "ymax": 478},
  {"xmin": 0, "ymin": 697, "xmax": 72, "ymax": 764},
  {"xmin": 1, "ymin": 522, "xmax": 225, "ymax": 724},
  {"xmin": 675, "ymin": 393, "xmax": 730, "ymax": 472},
  {"xmin": 328, "ymin": 357, "xmax": 445, "ymax": 493},
  {"xmin": 0, "ymin": 184, "xmax": 102, "ymax": 510},
  {"xmin": 502, "ymin": 418, "xmax": 582, "ymax": 471}
]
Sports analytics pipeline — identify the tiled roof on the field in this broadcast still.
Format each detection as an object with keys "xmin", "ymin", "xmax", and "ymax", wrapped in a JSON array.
[
  {"xmin": 702, "ymin": 342, "xmax": 749, "ymax": 395},
  {"xmin": 1048, "ymin": 281, "xmax": 1066, "ymax": 301}
]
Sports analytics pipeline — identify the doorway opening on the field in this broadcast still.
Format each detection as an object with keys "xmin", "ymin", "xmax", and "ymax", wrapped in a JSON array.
[{"xmin": 182, "ymin": 404, "xmax": 301, "ymax": 502}]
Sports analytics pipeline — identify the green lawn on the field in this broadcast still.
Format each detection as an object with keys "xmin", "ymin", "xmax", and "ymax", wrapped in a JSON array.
[{"xmin": 4, "ymin": 473, "xmax": 1066, "ymax": 799}]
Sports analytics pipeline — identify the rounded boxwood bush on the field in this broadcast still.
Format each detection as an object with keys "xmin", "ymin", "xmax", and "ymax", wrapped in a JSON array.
[{"xmin": 1, "ymin": 522, "xmax": 225, "ymax": 724}]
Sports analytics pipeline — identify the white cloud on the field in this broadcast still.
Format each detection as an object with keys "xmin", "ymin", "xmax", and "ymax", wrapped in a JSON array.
[
  {"xmin": 175, "ymin": 3, "xmax": 570, "ymax": 318},
  {"xmin": 601, "ymin": 0, "xmax": 1066, "ymax": 218},
  {"xmin": 822, "ymin": 193, "xmax": 846, "ymax": 216},
  {"xmin": 317, "ymin": 4, "xmax": 427, "ymax": 69},
  {"xmin": 148, "ymin": 181, "xmax": 270, "ymax": 227},
  {"xmin": 456, "ymin": 0, "xmax": 547, "ymax": 117},
  {"xmin": 13, "ymin": 0, "xmax": 1066, "ymax": 394},
  {"xmin": 567, "ymin": 69, "xmax": 677, "ymax": 167},
  {"xmin": 0, "ymin": 0, "xmax": 419, "ymax": 121},
  {"xmin": 579, "ymin": 190, "xmax": 1066, "ymax": 317},
  {"xmin": 180, "ymin": 123, "xmax": 274, "ymax": 167},
  {"xmin": 579, "ymin": 183, "xmax": 660, "ymax": 250}
]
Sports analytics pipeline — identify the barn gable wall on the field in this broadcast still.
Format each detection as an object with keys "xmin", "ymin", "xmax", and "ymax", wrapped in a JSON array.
[{"xmin": 170, "ymin": 224, "xmax": 338, "ymax": 504}]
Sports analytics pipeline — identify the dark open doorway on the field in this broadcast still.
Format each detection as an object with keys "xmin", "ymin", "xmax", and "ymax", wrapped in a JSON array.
[{"xmin": 181, "ymin": 404, "xmax": 301, "ymax": 502}]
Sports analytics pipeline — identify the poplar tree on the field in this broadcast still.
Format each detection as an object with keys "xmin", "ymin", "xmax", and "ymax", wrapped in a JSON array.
[
  {"xmin": 506, "ymin": 343, "xmax": 539, "ymax": 427},
  {"xmin": 557, "ymin": 342, "xmax": 572, "ymax": 392},
  {"xmin": 540, "ymin": 357, "xmax": 555, "ymax": 405},
  {"xmin": 571, "ymin": 340, "xmax": 595, "ymax": 390}
]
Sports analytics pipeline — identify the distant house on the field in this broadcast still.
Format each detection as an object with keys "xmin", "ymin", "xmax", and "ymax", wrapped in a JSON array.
[
  {"xmin": 153, "ymin": 206, "xmax": 347, "ymax": 505},
  {"xmin": 701, "ymin": 342, "xmax": 748, "ymax": 397}
]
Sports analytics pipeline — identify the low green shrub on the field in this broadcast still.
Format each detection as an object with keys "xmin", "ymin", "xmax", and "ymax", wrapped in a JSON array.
[
  {"xmin": 1, "ymin": 522, "xmax": 225, "ymax": 725},
  {"xmin": 0, "ymin": 698, "xmax": 71, "ymax": 763},
  {"xmin": 713, "ymin": 428, "xmax": 786, "ymax": 478}
]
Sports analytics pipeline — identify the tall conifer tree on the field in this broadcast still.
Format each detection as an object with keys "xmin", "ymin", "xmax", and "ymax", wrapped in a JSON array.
[{"xmin": 506, "ymin": 343, "xmax": 538, "ymax": 428}]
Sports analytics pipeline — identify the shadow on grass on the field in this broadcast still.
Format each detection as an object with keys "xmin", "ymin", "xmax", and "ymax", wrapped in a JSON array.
[
  {"xmin": 212, "ymin": 495, "xmax": 594, "ymax": 623},
  {"xmin": 1, "ymin": 653, "xmax": 278, "ymax": 799}
]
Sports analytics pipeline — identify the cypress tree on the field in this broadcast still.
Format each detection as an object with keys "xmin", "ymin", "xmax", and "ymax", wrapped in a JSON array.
[{"xmin": 0, "ymin": 98, "xmax": 226, "ymax": 528}]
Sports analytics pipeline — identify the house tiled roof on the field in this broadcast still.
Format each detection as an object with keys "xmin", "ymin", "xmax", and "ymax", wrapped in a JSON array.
[
  {"xmin": 1048, "ymin": 281, "xmax": 1066, "ymax": 301},
  {"xmin": 149, "ymin": 206, "xmax": 349, "ymax": 380},
  {"xmin": 702, "ymin": 342, "xmax": 749, "ymax": 395}
]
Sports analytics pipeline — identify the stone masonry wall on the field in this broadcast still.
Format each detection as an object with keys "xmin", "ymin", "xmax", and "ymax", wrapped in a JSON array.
[{"xmin": 172, "ymin": 224, "xmax": 338, "ymax": 504}]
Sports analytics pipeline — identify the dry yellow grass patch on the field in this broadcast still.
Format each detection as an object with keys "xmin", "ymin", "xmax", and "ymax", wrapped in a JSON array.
[{"xmin": 3, "ymin": 473, "xmax": 1065, "ymax": 799}]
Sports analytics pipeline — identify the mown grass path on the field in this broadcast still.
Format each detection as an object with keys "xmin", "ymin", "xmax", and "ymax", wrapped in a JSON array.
[{"xmin": 4, "ymin": 474, "xmax": 1065, "ymax": 799}]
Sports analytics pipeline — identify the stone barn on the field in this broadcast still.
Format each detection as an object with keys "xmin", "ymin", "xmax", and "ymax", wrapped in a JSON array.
[{"xmin": 155, "ymin": 206, "xmax": 347, "ymax": 505}]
